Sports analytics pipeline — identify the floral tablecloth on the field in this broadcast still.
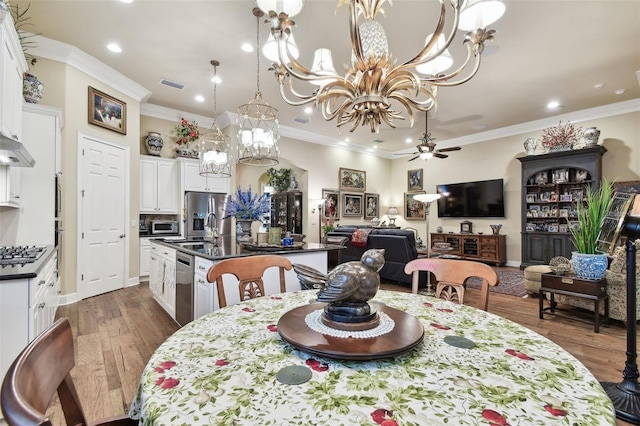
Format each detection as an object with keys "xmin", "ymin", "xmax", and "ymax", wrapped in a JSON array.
[{"xmin": 129, "ymin": 290, "xmax": 615, "ymax": 425}]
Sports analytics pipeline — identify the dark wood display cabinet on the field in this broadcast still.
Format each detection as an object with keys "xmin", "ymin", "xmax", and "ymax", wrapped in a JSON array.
[
  {"xmin": 431, "ymin": 233, "xmax": 506, "ymax": 266},
  {"xmin": 518, "ymin": 146, "xmax": 606, "ymax": 267},
  {"xmin": 270, "ymin": 191, "xmax": 303, "ymax": 234}
]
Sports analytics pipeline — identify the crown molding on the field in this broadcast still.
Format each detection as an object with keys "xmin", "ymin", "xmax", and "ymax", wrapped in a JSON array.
[
  {"xmin": 423, "ymin": 98, "xmax": 640, "ymax": 151},
  {"xmin": 30, "ymin": 34, "xmax": 151, "ymax": 103}
]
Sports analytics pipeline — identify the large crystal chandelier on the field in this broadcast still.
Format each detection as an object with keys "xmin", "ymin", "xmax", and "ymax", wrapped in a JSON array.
[
  {"xmin": 258, "ymin": 0, "xmax": 505, "ymax": 133},
  {"xmin": 199, "ymin": 60, "xmax": 232, "ymax": 177},
  {"xmin": 237, "ymin": 7, "xmax": 280, "ymax": 166}
]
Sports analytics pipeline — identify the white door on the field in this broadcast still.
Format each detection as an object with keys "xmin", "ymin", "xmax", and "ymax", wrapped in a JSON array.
[{"xmin": 79, "ymin": 135, "xmax": 128, "ymax": 298}]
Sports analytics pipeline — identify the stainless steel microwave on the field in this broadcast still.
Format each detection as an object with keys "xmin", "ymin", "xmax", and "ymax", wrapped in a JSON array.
[{"xmin": 151, "ymin": 220, "xmax": 178, "ymax": 234}]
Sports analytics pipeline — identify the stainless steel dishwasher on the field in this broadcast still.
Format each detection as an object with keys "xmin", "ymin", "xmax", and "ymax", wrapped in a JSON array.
[{"xmin": 175, "ymin": 251, "xmax": 194, "ymax": 327}]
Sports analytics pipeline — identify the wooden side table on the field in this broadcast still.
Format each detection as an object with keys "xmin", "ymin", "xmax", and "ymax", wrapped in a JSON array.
[{"xmin": 539, "ymin": 273, "xmax": 609, "ymax": 333}]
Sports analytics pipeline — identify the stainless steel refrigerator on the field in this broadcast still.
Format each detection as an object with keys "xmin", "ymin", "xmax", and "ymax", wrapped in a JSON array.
[{"xmin": 184, "ymin": 192, "xmax": 232, "ymax": 241}]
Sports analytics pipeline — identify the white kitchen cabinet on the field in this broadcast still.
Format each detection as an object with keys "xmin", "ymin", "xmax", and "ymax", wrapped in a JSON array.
[
  {"xmin": 0, "ymin": 11, "xmax": 27, "ymax": 145},
  {"xmin": 179, "ymin": 158, "xmax": 230, "ymax": 193},
  {"xmin": 0, "ymin": 164, "xmax": 20, "ymax": 207},
  {"xmin": 30, "ymin": 251, "xmax": 59, "ymax": 340},
  {"xmin": 140, "ymin": 156, "xmax": 178, "ymax": 213},
  {"xmin": 139, "ymin": 237, "xmax": 151, "ymax": 278},
  {"xmin": 0, "ymin": 248, "xmax": 59, "ymax": 395},
  {"xmin": 194, "ymin": 256, "xmax": 214, "ymax": 320},
  {"xmin": 149, "ymin": 242, "xmax": 176, "ymax": 319}
]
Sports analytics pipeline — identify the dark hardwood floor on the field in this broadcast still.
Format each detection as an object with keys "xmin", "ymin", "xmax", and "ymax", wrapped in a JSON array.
[{"xmin": 39, "ymin": 278, "xmax": 634, "ymax": 425}]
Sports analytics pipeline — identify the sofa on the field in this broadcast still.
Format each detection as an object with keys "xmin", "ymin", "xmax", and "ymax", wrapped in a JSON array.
[
  {"xmin": 326, "ymin": 226, "xmax": 418, "ymax": 285},
  {"xmin": 555, "ymin": 242, "xmax": 640, "ymax": 324}
]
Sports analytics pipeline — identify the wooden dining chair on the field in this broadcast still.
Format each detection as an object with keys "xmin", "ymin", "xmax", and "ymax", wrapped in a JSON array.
[
  {"xmin": 206, "ymin": 255, "xmax": 293, "ymax": 308},
  {"xmin": 404, "ymin": 258, "xmax": 499, "ymax": 311},
  {"xmin": 0, "ymin": 318, "xmax": 136, "ymax": 426}
]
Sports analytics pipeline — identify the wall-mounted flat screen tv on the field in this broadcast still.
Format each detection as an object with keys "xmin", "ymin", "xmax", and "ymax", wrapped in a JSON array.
[{"xmin": 436, "ymin": 178, "xmax": 505, "ymax": 218}]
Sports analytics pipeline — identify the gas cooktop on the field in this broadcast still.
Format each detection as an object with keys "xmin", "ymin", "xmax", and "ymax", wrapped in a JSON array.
[{"xmin": 0, "ymin": 245, "xmax": 47, "ymax": 267}]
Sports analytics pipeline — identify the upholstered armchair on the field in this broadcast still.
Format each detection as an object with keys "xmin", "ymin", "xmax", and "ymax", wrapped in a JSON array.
[{"xmin": 555, "ymin": 241, "xmax": 640, "ymax": 324}]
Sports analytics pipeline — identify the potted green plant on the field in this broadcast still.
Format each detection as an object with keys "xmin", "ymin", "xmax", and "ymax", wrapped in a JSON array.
[
  {"xmin": 266, "ymin": 168, "xmax": 292, "ymax": 193},
  {"xmin": 569, "ymin": 179, "xmax": 613, "ymax": 279}
]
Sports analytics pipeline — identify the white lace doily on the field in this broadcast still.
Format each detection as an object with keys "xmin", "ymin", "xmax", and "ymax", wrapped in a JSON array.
[{"xmin": 304, "ymin": 309, "xmax": 395, "ymax": 339}]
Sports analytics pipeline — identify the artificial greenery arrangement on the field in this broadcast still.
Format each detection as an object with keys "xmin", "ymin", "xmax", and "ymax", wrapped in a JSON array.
[
  {"xmin": 569, "ymin": 179, "xmax": 613, "ymax": 254},
  {"xmin": 7, "ymin": 2, "xmax": 40, "ymax": 66},
  {"xmin": 266, "ymin": 168, "xmax": 292, "ymax": 192},
  {"xmin": 223, "ymin": 186, "xmax": 270, "ymax": 220}
]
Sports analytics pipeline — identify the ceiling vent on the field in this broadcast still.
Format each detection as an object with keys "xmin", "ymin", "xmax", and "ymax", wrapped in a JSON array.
[
  {"xmin": 294, "ymin": 116, "xmax": 311, "ymax": 124},
  {"xmin": 159, "ymin": 79, "xmax": 186, "ymax": 90}
]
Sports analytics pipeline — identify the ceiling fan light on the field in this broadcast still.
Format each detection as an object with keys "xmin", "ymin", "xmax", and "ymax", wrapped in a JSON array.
[
  {"xmin": 262, "ymin": 31, "xmax": 299, "ymax": 63},
  {"xmin": 420, "ymin": 152, "xmax": 434, "ymax": 160},
  {"xmin": 255, "ymin": 0, "xmax": 304, "ymax": 17},
  {"xmin": 459, "ymin": 0, "xmax": 505, "ymax": 30}
]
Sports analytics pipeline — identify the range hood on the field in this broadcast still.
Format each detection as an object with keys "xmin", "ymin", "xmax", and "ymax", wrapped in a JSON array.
[{"xmin": 0, "ymin": 133, "xmax": 35, "ymax": 167}]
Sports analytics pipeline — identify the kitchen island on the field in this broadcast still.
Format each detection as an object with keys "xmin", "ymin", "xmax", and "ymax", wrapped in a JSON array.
[{"xmin": 148, "ymin": 238, "xmax": 343, "ymax": 326}]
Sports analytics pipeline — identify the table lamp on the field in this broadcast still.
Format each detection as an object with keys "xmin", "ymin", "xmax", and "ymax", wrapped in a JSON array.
[
  {"xmin": 413, "ymin": 193, "xmax": 442, "ymax": 294},
  {"xmin": 386, "ymin": 207, "xmax": 399, "ymax": 226}
]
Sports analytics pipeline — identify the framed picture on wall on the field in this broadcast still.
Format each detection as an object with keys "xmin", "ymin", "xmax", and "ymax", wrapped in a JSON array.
[
  {"xmin": 407, "ymin": 169, "xmax": 423, "ymax": 191},
  {"xmin": 88, "ymin": 86, "xmax": 127, "ymax": 134},
  {"xmin": 322, "ymin": 189, "xmax": 340, "ymax": 221},
  {"xmin": 342, "ymin": 192, "xmax": 363, "ymax": 217},
  {"xmin": 364, "ymin": 193, "xmax": 379, "ymax": 220},
  {"xmin": 339, "ymin": 168, "xmax": 366, "ymax": 192},
  {"xmin": 404, "ymin": 192, "xmax": 426, "ymax": 220}
]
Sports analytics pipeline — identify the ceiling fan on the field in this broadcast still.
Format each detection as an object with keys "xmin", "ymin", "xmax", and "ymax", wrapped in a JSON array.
[{"xmin": 396, "ymin": 113, "xmax": 462, "ymax": 161}]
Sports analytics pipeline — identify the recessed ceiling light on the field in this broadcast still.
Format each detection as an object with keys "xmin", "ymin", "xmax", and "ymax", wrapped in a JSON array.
[
  {"xmin": 107, "ymin": 43, "xmax": 122, "ymax": 53},
  {"xmin": 593, "ymin": 83, "xmax": 604, "ymax": 89},
  {"xmin": 546, "ymin": 100, "xmax": 562, "ymax": 109},
  {"xmin": 405, "ymin": 137, "xmax": 413, "ymax": 143},
  {"xmin": 615, "ymin": 88, "xmax": 626, "ymax": 95},
  {"xmin": 241, "ymin": 43, "xmax": 254, "ymax": 53},
  {"xmin": 195, "ymin": 95, "xmax": 205, "ymax": 102},
  {"xmin": 304, "ymin": 106, "xmax": 313, "ymax": 115},
  {"xmin": 372, "ymin": 145, "xmax": 378, "ymax": 150},
  {"xmin": 344, "ymin": 138, "xmax": 350, "ymax": 142}
]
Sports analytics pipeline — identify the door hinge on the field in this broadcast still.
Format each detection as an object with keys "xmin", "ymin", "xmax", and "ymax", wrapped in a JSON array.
[
  {"xmin": 81, "ymin": 274, "xmax": 84, "ymax": 281},
  {"xmin": 82, "ymin": 232, "xmax": 84, "ymax": 239},
  {"xmin": 81, "ymin": 189, "xmax": 85, "ymax": 197}
]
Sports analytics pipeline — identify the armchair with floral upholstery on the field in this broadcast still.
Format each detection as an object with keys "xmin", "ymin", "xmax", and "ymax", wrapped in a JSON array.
[{"xmin": 555, "ymin": 240, "xmax": 640, "ymax": 324}]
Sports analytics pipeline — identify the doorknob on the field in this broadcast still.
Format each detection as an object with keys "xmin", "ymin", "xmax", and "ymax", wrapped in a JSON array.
[{"xmin": 119, "ymin": 234, "xmax": 126, "ymax": 238}]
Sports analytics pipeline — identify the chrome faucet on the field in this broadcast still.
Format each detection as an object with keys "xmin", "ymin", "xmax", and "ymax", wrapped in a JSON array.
[{"xmin": 205, "ymin": 212, "xmax": 218, "ymax": 243}]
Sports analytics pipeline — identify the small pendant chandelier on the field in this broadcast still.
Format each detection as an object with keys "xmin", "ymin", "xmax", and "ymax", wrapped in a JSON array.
[
  {"xmin": 199, "ymin": 60, "xmax": 232, "ymax": 177},
  {"xmin": 236, "ymin": 7, "xmax": 280, "ymax": 166}
]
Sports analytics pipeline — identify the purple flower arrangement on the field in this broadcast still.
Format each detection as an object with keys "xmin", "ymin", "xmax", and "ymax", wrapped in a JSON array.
[{"xmin": 223, "ymin": 186, "xmax": 270, "ymax": 220}]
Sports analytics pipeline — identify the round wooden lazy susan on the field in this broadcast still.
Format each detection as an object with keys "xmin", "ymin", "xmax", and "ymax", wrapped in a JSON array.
[{"xmin": 277, "ymin": 302, "xmax": 425, "ymax": 360}]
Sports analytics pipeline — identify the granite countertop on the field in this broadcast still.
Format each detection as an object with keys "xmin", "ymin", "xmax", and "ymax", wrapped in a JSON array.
[
  {"xmin": 151, "ymin": 237, "xmax": 343, "ymax": 261},
  {"xmin": 0, "ymin": 245, "xmax": 57, "ymax": 281}
]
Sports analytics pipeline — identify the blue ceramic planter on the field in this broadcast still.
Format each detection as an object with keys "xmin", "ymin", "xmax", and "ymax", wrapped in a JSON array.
[{"xmin": 571, "ymin": 252, "xmax": 608, "ymax": 280}]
